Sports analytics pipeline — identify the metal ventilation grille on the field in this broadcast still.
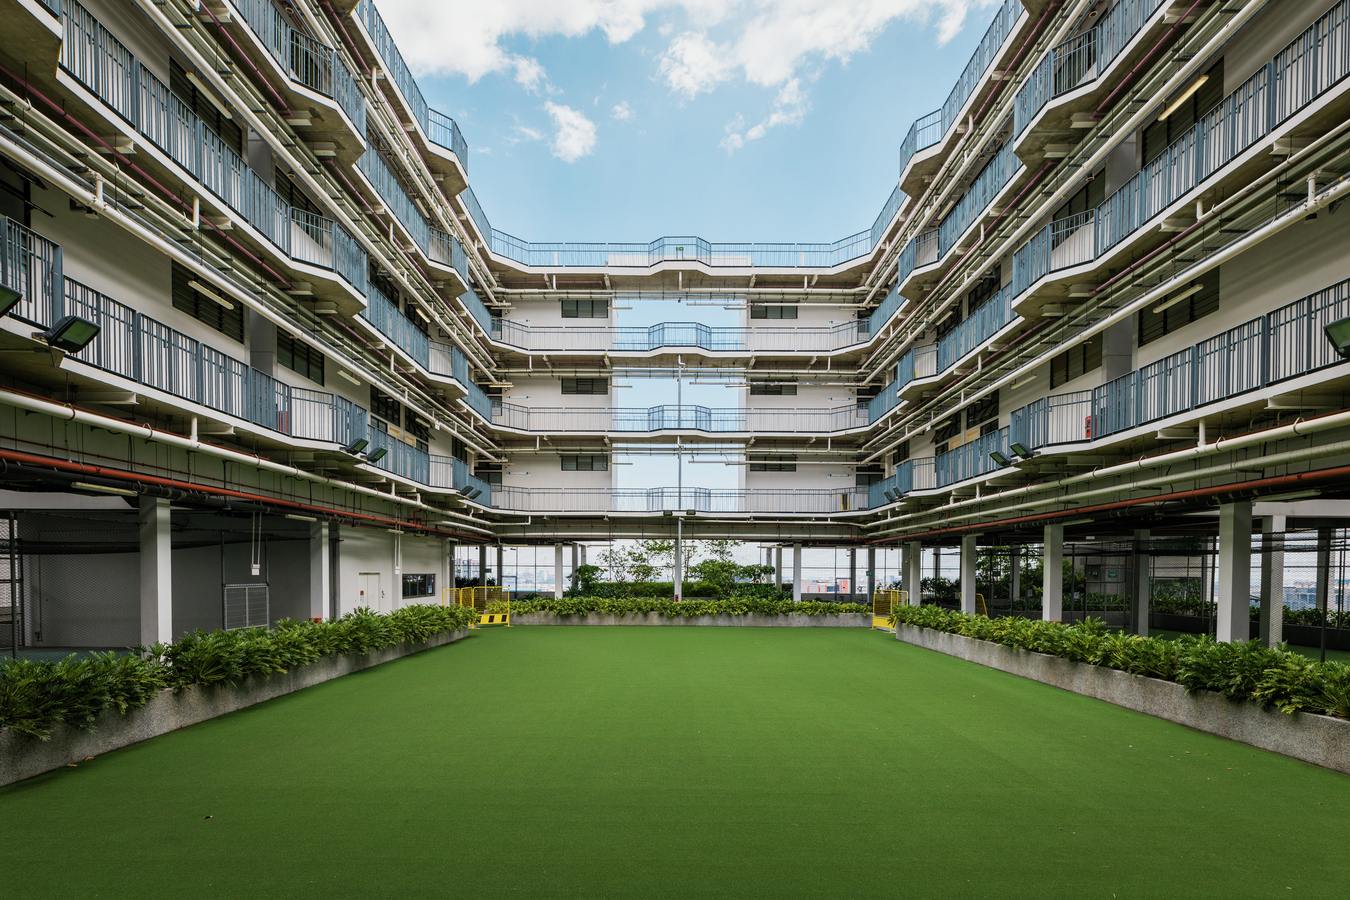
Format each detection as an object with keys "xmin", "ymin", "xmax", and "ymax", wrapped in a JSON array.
[{"xmin": 223, "ymin": 583, "xmax": 269, "ymax": 631}]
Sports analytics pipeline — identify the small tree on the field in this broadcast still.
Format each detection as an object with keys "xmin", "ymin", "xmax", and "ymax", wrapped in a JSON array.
[
  {"xmin": 598, "ymin": 548, "xmax": 629, "ymax": 583},
  {"xmin": 627, "ymin": 544, "xmax": 660, "ymax": 583}
]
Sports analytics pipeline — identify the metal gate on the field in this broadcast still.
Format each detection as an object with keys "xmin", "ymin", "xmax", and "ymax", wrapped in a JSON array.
[{"xmin": 223, "ymin": 583, "xmax": 269, "ymax": 630}]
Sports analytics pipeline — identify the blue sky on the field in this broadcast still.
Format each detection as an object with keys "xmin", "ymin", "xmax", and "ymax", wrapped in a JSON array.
[{"xmin": 376, "ymin": 0, "xmax": 1001, "ymax": 492}]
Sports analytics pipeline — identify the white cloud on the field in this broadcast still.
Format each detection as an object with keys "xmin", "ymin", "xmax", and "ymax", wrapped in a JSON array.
[
  {"xmin": 720, "ymin": 78, "xmax": 810, "ymax": 152},
  {"xmin": 656, "ymin": 30, "xmax": 735, "ymax": 99},
  {"xmin": 546, "ymin": 103, "xmax": 598, "ymax": 162},
  {"xmin": 612, "ymin": 101, "xmax": 635, "ymax": 121}
]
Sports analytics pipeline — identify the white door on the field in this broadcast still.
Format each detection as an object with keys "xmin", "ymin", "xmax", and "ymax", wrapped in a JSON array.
[{"xmin": 358, "ymin": 573, "xmax": 382, "ymax": 612}]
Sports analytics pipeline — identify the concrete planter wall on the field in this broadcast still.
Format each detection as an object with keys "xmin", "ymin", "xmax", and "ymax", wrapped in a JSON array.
[
  {"xmin": 895, "ymin": 623, "xmax": 1350, "ymax": 774},
  {"xmin": 513, "ymin": 612, "xmax": 871, "ymax": 628},
  {"xmin": 0, "ymin": 628, "xmax": 468, "ymax": 787}
]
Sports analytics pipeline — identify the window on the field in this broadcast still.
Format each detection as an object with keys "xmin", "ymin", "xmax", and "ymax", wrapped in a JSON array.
[
  {"xmin": 749, "ymin": 454, "xmax": 797, "ymax": 472},
  {"xmin": 562, "ymin": 298, "xmax": 608, "ymax": 318},
  {"xmin": 562, "ymin": 377, "xmax": 608, "ymax": 395},
  {"xmin": 277, "ymin": 333, "xmax": 324, "ymax": 384},
  {"xmin": 401, "ymin": 573, "xmax": 436, "ymax": 599},
  {"xmin": 1139, "ymin": 271, "xmax": 1219, "ymax": 347},
  {"xmin": 406, "ymin": 413, "xmax": 431, "ymax": 443},
  {"xmin": 856, "ymin": 388, "xmax": 877, "ymax": 410},
  {"xmin": 475, "ymin": 463, "xmax": 502, "ymax": 485},
  {"xmin": 1053, "ymin": 177, "xmax": 1105, "ymax": 223},
  {"xmin": 274, "ymin": 167, "xmax": 320, "ymax": 216},
  {"xmin": 965, "ymin": 392, "xmax": 999, "ymax": 430},
  {"xmin": 171, "ymin": 262, "xmax": 244, "ymax": 342},
  {"xmin": 934, "ymin": 306, "xmax": 962, "ymax": 340},
  {"xmin": 170, "ymin": 60, "xmax": 242, "ymax": 154},
  {"xmin": 1143, "ymin": 59, "xmax": 1223, "ymax": 165},
  {"xmin": 749, "ymin": 381, "xmax": 797, "ymax": 396},
  {"xmin": 933, "ymin": 413, "xmax": 961, "ymax": 444},
  {"xmin": 891, "ymin": 442, "xmax": 910, "ymax": 466},
  {"xmin": 856, "ymin": 466, "xmax": 884, "ymax": 488},
  {"xmin": 966, "ymin": 265, "xmax": 1002, "ymax": 315},
  {"xmin": 750, "ymin": 303, "xmax": 798, "ymax": 319},
  {"xmin": 1051, "ymin": 333, "xmax": 1103, "ymax": 386},
  {"xmin": 370, "ymin": 386, "xmax": 402, "ymax": 425},
  {"xmin": 562, "ymin": 454, "xmax": 609, "ymax": 471}
]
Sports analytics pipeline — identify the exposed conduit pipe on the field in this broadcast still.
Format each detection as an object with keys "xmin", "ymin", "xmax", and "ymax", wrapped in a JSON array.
[{"xmin": 198, "ymin": 3, "xmax": 292, "ymax": 115}]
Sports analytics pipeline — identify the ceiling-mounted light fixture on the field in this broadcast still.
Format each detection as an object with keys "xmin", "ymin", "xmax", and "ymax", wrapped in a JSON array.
[
  {"xmin": 72, "ymin": 481, "xmax": 136, "ymax": 496},
  {"xmin": 1152, "ymin": 282, "xmax": 1205, "ymax": 314},
  {"xmin": 285, "ymin": 513, "xmax": 318, "ymax": 522},
  {"xmin": 1159, "ymin": 75, "xmax": 1208, "ymax": 121},
  {"xmin": 188, "ymin": 280, "xmax": 234, "ymax": 310},
  {"xmin": 185, "ymin": 72, "xmax": 232, "ymax": 120},
  {"xmin": 338, "ymin": 369, "xmax": 362, "ymax": 386}
]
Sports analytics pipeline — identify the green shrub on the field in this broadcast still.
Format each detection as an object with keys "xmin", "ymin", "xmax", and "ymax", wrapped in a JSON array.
[
  {"xmin": 509, "ymin": 595, "xmax": 867, "ymax": 618},
  {"xmin": 888, "ymin": 605, "xmax": 1349, "ymax": 719},
  {"xmin": 0, "ymin": 604, "xmax": 476, "ymax": 741}
]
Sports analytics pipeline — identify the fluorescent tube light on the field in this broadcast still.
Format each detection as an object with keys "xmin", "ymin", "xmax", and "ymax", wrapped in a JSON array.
[
  {"xmin": 188, "ymin": 280, "xmax": 234, "ymax": 310},
  {"xmin": 1159, "ymin": 75, "xmax": 1207, "ymax": 121},
  {"xmin": 285, "ymin": 513, "xmax": 317, "ymax": 522},
  {"xmin": 1152, "ymin": 282, "xmax": 1204, "ymax": 314},
  {"xmin": 338, "ymin": 369, "xmax": 362, "ymax": 386},
  {"xmin": 73, "ymin": 481, "xmax": 136, "ymax": 496},
  {"xmin": 185, "ymin": 72, "xmax": 232, "ymax": 120}
]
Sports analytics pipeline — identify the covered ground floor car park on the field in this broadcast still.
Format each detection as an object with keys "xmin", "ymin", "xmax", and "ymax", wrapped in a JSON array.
[
  {"xmin": 0, "ymin": 493, "xmax": 457, "ymax": 658},
  {"xmin": 884, "ymin": 499, "xmax": 1350, "ymax": 660}
]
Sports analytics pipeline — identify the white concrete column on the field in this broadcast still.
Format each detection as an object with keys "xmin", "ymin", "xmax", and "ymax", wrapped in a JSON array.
[
  {"xmin": 1259, "ymin": 516, "xmax": 1286, "ymax": 647},
  {"xmin": 309, "ymin": 521, "xmax": 329, "ymax": 622},
  {"xmin": 139, "ymin": 495, "xmax": 172, "ymax": 646},
  {"xmin": 866, "ymin": 547, "xmax": 876, "ymax": 602},
  {"xmin": 1215, "ymin": 501, "xmax": 1253, "ymax": 643},
  {"xmin": 554, "ymin": 543, "xmax": 564, "ymax": 599},
  {"xmin": 444, "ymin": 540, "xmax": 455, "ymax": 605},
  {"xmin": 579, "ymin": 544, "xmax": 587, "ymax": 567},
  {"xmin": 1043, "ymin": 523, "xmax": 1064, "ymax": 622},
  {"xmin": 1130, "ymin": 529, "xmax": 1150, "ymax": 636},
  {"xmin": 903, "ymin": 542, "xmax": 922, "ymax": 605},
  {"xmin": 775, "ymin": 547, "xmax": 783, "ymax": 589},
  {"xmin": 792, "ymin": 543, "xmax": 803, "ymax": 603},
  {"xmin": 959, "ymin": 534, "xmax": 978, "ymax": 615},
  {"xmin": 571, "ymin": 543, "xmax": 579, "ymax": 590},
  {"xmin": 848, "ymin": 548, "xmax": 857, "ymax": 601}
]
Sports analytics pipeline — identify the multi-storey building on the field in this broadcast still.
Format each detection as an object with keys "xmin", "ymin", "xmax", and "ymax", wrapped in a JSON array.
[{"xmin": 2, "ymin": 0, "xmax": 1349, "ymax": 651}]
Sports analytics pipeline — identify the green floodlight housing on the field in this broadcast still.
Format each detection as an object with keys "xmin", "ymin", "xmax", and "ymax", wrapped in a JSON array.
[
  {"xmin": 343, "ymin": 437, "xmax": 369, "ymax": 455},
  {"xmin": 1325, "ymin": 315, "xmax": 1350, "ymax": 359},
  {"xmin": 0, "ymin": 284, "xmax": 22, "ymax": 318},
  {"xmin": 1009, "ymin": 441, "xmax": 1034, "ymax": 460},
  {"xmin": 989, "ymin": 450, "xmax": 1013, "ymax": 467},
  {"xmin": 365, "ymin": 446, "xmax": 388, "ymax": 464},
  {"xmin": 686, "ymin": 509, "xmax": 697, "ymax": 516},
  {"xmin": 42, "ymin": 315, "xmax": 100, "ymax": 353},
  {"xmin": 662, "ymin": 510, "xmax": 674, "ymax": 516},
  {"xmin": 884, "ymin": 488, "xmax": 899, "ymax": 502}
]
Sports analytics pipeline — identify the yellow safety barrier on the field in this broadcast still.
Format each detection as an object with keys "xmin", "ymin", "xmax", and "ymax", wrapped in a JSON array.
[
  {"xmin": 976, "ymin": 593, "xmax": 988, "ymax": 617},
  {"xmin": 871, "ymin": 589, "xmax": 906, "ymax": 630},
  {"xmin": 457, "ymin": 586, "xmax": 509, "ymax": 626}
]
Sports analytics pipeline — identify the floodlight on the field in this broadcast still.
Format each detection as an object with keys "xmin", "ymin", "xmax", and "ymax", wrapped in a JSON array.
[
  {"xmin": 0, "ymin": 284, "xmax": 22, "ymax": 318},
  {"xmin": 1009, "ymin": 442, "xmax": 1034, "ymax": 460},
  {"xmin": 686, "ymin": 509, "xmax": 696, "ymax": 516},
  {"xmin": 365, "ymin": 446, "xmax": 387, "ymax": 463},
  {"xmin": 458, "ymin": 485, "xmax": 473, "ymax": 496},
  {"xmin": 989, "ymin": 450, "xmax": 1013, "ymax": 467},
  {"xmin": 884, "ymin": 488, "xmax": 899, "ymax": 502},
  {"xmin": 1325, "ymin": 315, "xmax": 1350, "ymax": 359},
  {"xmin": 41, "ymin": 315, "xmax": 100, "ymax": 353},
  {"xmin": 343, "ymin": 437, "xmax": 369, "ymax": 455},
  {"xmin": 468, "ymin": 488, "xmax": 483, "ymax": 500},
  {"xmin": 662, "ymin": 510, "xmax": 673, "ymax": 516}
]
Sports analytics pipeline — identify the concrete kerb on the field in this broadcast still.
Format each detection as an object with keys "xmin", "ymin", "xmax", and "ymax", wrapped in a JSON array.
[
  {"xmin": 0, "ymin": 628, "xmax": 470, "ymax": 787},
  {"xmin": 895, "ymin": 623, "xmax": 1350, "ymax": 775},
  {"xmin": 512, "ymin": 612, "xmax": 872, "ymax": 627}
]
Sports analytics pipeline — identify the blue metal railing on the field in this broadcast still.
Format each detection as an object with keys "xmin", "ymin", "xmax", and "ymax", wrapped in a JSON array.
[
  {"xmin": 356, "ymin": 148, "xmax": 430, "ymax": 253},
  {"xmin": 870, "ymin": 183, "xmax": 905, "ymax": 250},
  {"xmin": 1, "ymin": 219, "xmax": 64, "ymax": 327},
  {"xmin": 1014, "ymin": 0, "xmax": 1168, "ymax": 136},
  {"xmin": 360, "ymin": 282, "xmax": 429, "ymax": 368},
  {"xmin": 367, "ymin": 424, "xmax": 430, "ymax": 484},
  {"xmin": 458, "ymin": 185, "xmax": 492, "ymax": 245},
  {"xmin": 937, "ymin": 139, "xmax": 1020, "ymax": 257},
  {"xmin": 427, "ymin": 109, "xmax": 469, "ymax": 171},
  {"xmin": 486, "ymin": 231, "xmax": 877, "ymax": 269}
]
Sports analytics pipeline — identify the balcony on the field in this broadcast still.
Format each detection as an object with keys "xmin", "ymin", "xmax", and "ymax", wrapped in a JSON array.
[
  {"xmin": 487, "ymin": 231, "xmax": 877, "ymax": 272},
  {"xmin": 493, "ymin": 486, "xmax": 868, "ymax": 515},
  {"xmin": 492, "ymin": 320, "xmax": 867, "ymax": 355},
  {"xmin": 0, "ymin": 218, "xmax": 371, "ymax": 448},
  {"xmin": 1009, "ymin": 276, "xmax": 1350, "ymax": 454},
  {"xmin": 491, "ymin": 403, "xmax": 869, "ymax": 436}
]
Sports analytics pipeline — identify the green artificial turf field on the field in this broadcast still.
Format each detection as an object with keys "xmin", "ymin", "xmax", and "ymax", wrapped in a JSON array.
[{"xmin": 3, "ymin": 626, "xmax": 1349, "ymax": 899}]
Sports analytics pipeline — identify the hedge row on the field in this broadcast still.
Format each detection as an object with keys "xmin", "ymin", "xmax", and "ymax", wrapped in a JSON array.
[
  {"xmin": 0, "ymin": 604, "xmax": 477, "ymax": 740},
  {"xmin": 498, "ymin": 596, "xmax": 870, "ymax": 618},
  {"xmin": 888, "ymin": 605, "xmax": 1350, "ymax": 719}
]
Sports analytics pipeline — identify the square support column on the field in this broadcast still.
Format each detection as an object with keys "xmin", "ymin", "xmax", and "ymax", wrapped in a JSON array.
[
  {"xmin": 554, "ymin": 543, "xmax": 564, "ymax": 599},
  {"xmin": 479, "ymin": 545, "xmax": 488, "ymax": 588},
  {"xmin": 571, "ymin": 544, "xmax": 579, "ymax": 591},
  {"xmin": 1009, "ymin": 546, "xmax": 1021, "ymax": 613},
  {"xmin": 775, "ymin": 547, "xmax": 783, "ymax": 590},
  {"xmin": 848, "ymin": 549, "xmax": 857, "ymax": 602},
  {"xmin": 309, "ymin": 521, "xmax": 329, "ymax": 622},
  {"xmin": 904, "ymin": 542, "xmax": 923, "ymax": 605},
  {"xmin": 1043, "ymin": 524, "xmax": 1064, "ymax": 622},
  {"xmin": 1131, "ymin": 529, "xmax": 1150, "ymax": 636},
  {"xmin": 959, "ymin": 534, "xmax": 978, "ymax": 615},
  {"xmin": 792, "ymin": 543, "xmax": 803, "ymax": 603},
  {"xmin": 866, "ymin": 547, "xmax": 876, "ymax": 602},
  {"xmin": 139, "ymin": 495, "xmax": 172, "ymax": 646},
  {"xmin": 1259, "ymin": 516, "xmax": 1286, "ymax": 647},
  {"xmin": 1215, "ymin": 501, "xmax": 1253, "ymax": 643}
]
